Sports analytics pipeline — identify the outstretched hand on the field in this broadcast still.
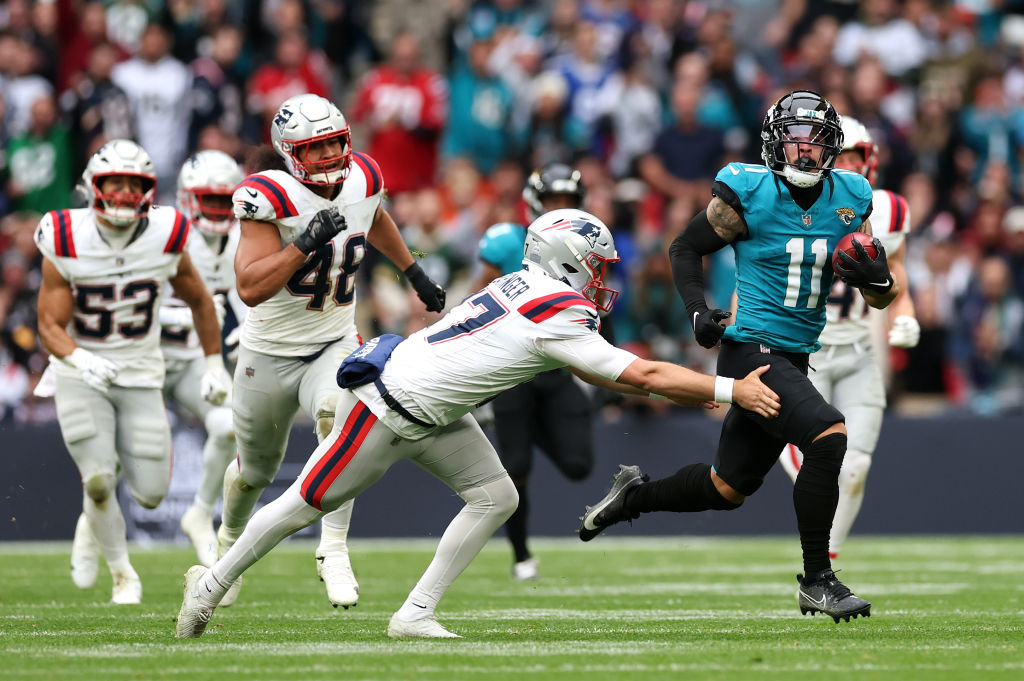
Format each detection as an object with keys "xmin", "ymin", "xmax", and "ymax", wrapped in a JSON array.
[{"xmin": 732, "ymin": 365, "xmax": 781, "ymax": 418}]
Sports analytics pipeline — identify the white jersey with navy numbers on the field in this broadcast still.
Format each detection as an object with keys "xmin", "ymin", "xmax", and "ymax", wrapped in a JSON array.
[
  {"xmin": 352, "ymin": 267, "xmax": 638, "ymax": 440},
  {"xmin": 34, "ymin": 206, "xmax": 190, "ymax": 388},
  {"xmin": 819, "ymin": 188, "xmax": 910, "ymax": 346},
  {"xmin": 160, "ymin": 226, "xmax": 242, "ymax": 361},
  {"xmin": 232, "ymin": 152, "xmax": 384, "ymax": 357}
]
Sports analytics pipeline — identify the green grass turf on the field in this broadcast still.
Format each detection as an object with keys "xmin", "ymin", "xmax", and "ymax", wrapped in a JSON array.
[{"xmin": 1, "ymin": 536, "xmax": 1022, "ymax": 681}]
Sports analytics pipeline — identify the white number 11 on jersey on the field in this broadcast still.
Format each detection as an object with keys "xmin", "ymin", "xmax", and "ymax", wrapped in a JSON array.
[{"xmin": 783, "ymin": 237, "xmax": 829, "ymax": 308}]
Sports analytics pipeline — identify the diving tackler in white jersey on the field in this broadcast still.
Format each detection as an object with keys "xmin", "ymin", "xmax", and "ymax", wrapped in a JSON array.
[{"xmin": 177, "ymin": 209, "xmax": 780, "ymax": 639}]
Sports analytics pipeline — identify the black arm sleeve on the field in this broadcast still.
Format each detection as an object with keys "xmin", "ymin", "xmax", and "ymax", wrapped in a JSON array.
[{"xmin": 669, "ymin": 208, "xmax": 732, "ymax": 319}]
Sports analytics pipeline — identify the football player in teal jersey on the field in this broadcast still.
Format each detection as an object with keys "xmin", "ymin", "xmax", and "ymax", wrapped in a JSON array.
[
  {"xmin": 474, "ymin": 163, "xmax": 597, "ymax": 581},
  {"xmin": 579, "ymin": 92, "xmax": 898, "ymax": 622}
]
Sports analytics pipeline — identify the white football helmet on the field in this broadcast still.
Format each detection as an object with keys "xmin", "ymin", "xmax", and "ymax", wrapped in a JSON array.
[
  {"xmin": 839, "ymin": 115, "xmax": 878, "ymax": 187},
  {"xmin": 177, "ymin": 150, "xmax": 244, "ymax": 234},
  {"xmin": 523, "ymin": 208, "xmax": 620, "ymax": 312},
  {"xmin": 81, "ymin": 139, "xmax": 157, "ymax": 227},
  {"xmin": 270, "ymin": 94, "xmax": 352, "ymax": 185}
]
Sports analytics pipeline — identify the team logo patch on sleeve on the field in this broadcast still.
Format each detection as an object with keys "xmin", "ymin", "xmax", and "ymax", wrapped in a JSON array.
[{"xmin": 835, "ymin": 207, "xmax": 856, "ymax": 226}]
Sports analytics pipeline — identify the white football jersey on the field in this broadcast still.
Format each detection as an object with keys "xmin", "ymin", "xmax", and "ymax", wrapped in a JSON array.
[
  {"xmin": 160, "ymin": 226, "xmax": 241, "ymax": 361},
  {"xmin": 35, "ymin": 206, "xmax": 190, "ymax": 388},
  {"xmin": 352, "ymin": 268, "xmax": 638, "ymax": 440},
  {"xmin": 819, "ymin": 188, "xmax": 909, "ymax": 346},
  {"xmin": 232, "ymin": 153, "xmax": 384, "ymax": 357}
]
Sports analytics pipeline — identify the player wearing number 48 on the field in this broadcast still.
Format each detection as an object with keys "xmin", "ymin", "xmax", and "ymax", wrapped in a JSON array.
[
  {"xmin": 34, "ymin": 139, "xmax": 227, "ymax": 605},
  {"xmin": 578, "ymin": 91, "xmax": 898, "ymax": 624},
  {"xmin": 221, "ymin": 93, "xmax": 445, "ymax": 610}
]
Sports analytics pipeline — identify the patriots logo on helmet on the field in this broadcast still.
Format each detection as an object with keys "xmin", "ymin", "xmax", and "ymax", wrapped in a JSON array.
[
  {"xmin": 273, "ymin": 108, "xmax": 294, "ymax": 129},
  {"xmin": 572, "ymin": 220, "xmax": 601, "ymax": 248}
]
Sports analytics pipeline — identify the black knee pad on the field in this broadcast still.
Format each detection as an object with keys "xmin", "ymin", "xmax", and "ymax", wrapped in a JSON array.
[
  {"xmin": 801, "ymin": 432, "xmax": 847, "ymax": 469},
  {"xmin": 794, "ymin": 433, "xmax": 847, "ymax": 497}
]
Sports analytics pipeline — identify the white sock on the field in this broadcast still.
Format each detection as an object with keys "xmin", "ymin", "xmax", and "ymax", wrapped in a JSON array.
[
  {"xmin": 399, "ymin": 477, "xmax": 516, "ymax": 617},
  {"xmin": 83, "ymin": 494, "xmax": 130, "ymax": 573},
  {"xmin": 218, "ymin": 459, "xmax": 263, "ymax": 545},
  {"xmin": 209, "ymin": 482, "xmax": 322, "ymax": 588},
  {"xmin": 318, "ymin": 499, "xmax": 353, "ymax": 555},
  {"xmin": 196, "ymin": 430, "xmax": 235, "ymax": 511}
]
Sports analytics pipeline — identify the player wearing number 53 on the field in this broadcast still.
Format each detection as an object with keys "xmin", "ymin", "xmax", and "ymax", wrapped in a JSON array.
[
  {"xmin": 35, "ymin": 139, "xmax": 226, "ymax": 605},
  {"xmin": 581, "ymin": 92, "xmax": 897, "ymax": 623},
  {"xmin": 224, "ymin": 94, "xmax": 445, "ymax": 610}
]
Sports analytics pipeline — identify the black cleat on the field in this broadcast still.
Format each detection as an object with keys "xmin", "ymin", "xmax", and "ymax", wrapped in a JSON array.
[
  {"xmin": 577, "ymin": 464, "xmax": 648, "ymax": 542},
  {"xmin": 797, "ymin": 569, "xmax": 871, "ymax": 623}
]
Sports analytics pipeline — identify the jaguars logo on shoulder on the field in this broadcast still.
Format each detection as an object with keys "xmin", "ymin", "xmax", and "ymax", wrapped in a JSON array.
[{"xmin": 835, "ymin": 207, "xmax": 856, "ymax": 226}]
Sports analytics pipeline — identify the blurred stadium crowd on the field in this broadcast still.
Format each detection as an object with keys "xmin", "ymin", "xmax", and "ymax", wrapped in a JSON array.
[{"xmin": 1, "ymin": 0, "xmax": 1023, "ymax": 423}]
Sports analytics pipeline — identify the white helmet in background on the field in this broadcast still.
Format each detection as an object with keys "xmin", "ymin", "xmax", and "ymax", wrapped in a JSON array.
[
  {"xmin": 523, "ymin": 208, "xmax": 620, "ymax": 312},
  {"xmin": 81, "ymin": 139, "xmax": 157, "ymax": 227},
  {"xmin": 270, "ymin": 93, "xmax": 352, "ymax": 185},
  {"xmin": 839, "ymin": 115, "xmax": 879, "ymax": 187},
  {"xmin": 177, "ymin": 150, "xmax": 244, "ymax": 234}
]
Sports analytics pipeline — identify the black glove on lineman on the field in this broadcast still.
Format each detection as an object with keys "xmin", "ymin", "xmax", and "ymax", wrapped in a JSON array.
[
  {"xmin": 405, "ymin": 262, "xmax": 446, "ymax": 312},
  {"xmin": 693, "ymin": 308, "xmax": 732, "ymax": 348},
  {"xmin": 834, "ymin": 237, "xmax": 893, "ymax": 294},
  {"xmin": 293, "ymin": 208, "xmax": 347, "ymax": 255}
]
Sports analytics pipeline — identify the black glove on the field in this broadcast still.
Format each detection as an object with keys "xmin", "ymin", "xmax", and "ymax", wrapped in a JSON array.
[
  {"xmin": 405, "ymin": 262, "xmax": 446, "ymax": 312},
  {"xmin": 834, "ymin": 237, "xmax": 893, "ymax": 294},
  {"xmin": 293, "ymin": 208, "xmax": 347, "ymax": 255},
  {"xmin": 693, "ymin": 308, "xmax": 731, "ymax": 348}
]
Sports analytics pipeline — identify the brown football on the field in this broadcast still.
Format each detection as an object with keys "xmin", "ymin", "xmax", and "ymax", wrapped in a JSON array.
[{"xmin": 832, "ymin": 232, "xmax": 877, "ymax": 272}]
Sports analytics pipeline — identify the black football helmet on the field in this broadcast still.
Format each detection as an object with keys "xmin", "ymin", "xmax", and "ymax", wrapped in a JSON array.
[
  {"xmin": 523, "ymin": 163, "xmax": 585, "ymax": 221},
  {"xmin": 761, "ymin": 90, "xmax": 844, "ymax": 188}
]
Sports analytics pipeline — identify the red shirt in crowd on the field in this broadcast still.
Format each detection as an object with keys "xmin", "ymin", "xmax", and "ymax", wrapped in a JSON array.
[
  {"xmin": 248, "ymin": 52, "xmax": 332, "ymax": 142},
  {"xmin": 350, "ymin": 65, "xmax": 448, "ymax": 195}
]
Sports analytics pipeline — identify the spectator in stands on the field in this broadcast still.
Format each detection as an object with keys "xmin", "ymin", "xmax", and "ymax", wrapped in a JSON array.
[
  {"xmin": 952, "ymin": 256, "xmax": 1024, "ymax": 413},
  {"xmin": 604, "ymin": 49, "xmax": 662, "ymax": 178},
  {"xmin": 515, "ymin": 71, "xmax": 589, "ymax": 170},
  {"xmin": 5, "ymin": 95, "xmax": 72, "ymax": 214},
  {"xmin": 0, "ymin": 210, "xmax": 43, "ymax": 403},
  {"xmin": 63, "ymin": 43, "xmax": 134, "ymax": 174},
  {"xmin": 547, "ymin": 20, "xmax": 618, "ymax": 156},
  {"xmin": 188, "ymin": 25, "xmax": 247, "ymax": 152},
  {"xmin": 56, "ymin": 1, "xmax": 121, "ymax": 94},
  {"xmin": 638, "ymin": 77, "xmax": 725, "ymax": 221},
  {"xmin": 111, "ymin": 23, "xmax": 191, "ymax": 203},
  {"xmin": 0, "ymin": 34, "xmax": 53, "ymax": 139},
  {"xmin": 833, "ymin": 0, "xmax": 928, "ymax": 77},
  {"xmin": 847, "ymin": 57, "xmax": 915, "ymax": 189},
  {"xmin": 959, "ymin": 74, "xmax": 1024, "ymax": 189},
  {"xmin": 246, "ymin": 29, "xmax": 332, "ymax": 144},
  {"xmin": 1004, "ymin": 206, "xmax": 1024, "ymax": 299},
  {"xmin": 351, "ymin": 32, "xmax": 448, "ymax": 196},
  {"xmin": 443, "ymin": 26, "xmax": 515, "ymax": 175}
]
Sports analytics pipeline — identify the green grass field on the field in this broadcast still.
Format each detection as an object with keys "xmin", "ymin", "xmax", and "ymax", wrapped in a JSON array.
[{"xmin": 1, "ymin": 536, "xmax": 1022, "ymax": 681}]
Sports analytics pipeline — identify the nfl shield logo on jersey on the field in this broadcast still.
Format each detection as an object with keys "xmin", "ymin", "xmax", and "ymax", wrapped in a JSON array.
[{"xmin": 802, "ymin": 214, "xmax": 812, "ymax": 226}]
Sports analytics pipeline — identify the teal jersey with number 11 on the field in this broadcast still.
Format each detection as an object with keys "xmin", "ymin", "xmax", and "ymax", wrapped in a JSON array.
[{"xmin": 718, "ymin": 163, "xmax": 873, "ymax": 354}]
